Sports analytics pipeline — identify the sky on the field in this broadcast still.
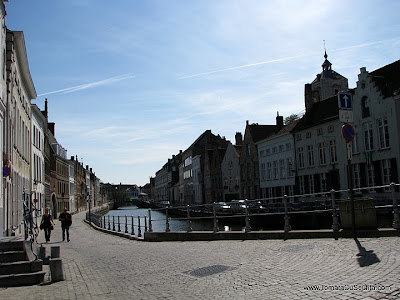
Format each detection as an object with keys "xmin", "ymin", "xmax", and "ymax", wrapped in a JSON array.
[{"xmin": 5, "ymin": 0, "xmax": 400, "ymax": 186}]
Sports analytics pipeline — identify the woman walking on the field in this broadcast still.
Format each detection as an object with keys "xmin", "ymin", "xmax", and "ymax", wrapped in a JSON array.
[{"xmin": 40, "ymin": 208, "xmax": 55, "ymax": 242}]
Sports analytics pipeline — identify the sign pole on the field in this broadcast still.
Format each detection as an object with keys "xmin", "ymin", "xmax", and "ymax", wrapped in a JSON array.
[{"xmin": 347, "ymin": 152, "xmax": 356, "ymax": 238}]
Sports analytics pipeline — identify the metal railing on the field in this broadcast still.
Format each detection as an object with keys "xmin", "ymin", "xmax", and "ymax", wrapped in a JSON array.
[{"xmin": 86, "ymin": 183, "xmax": 400, "ymax": 238}]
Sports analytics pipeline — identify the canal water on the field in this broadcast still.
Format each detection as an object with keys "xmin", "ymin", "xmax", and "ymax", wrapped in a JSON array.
[{"xmin": 104, "ymin": 205, "xmax": 245, "ymax": 232}]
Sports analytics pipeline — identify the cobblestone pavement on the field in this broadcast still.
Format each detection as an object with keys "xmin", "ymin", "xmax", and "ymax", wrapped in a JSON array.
[{"xmin": 1, "ymin": 211, "xmax": 399, "ymax": 300}]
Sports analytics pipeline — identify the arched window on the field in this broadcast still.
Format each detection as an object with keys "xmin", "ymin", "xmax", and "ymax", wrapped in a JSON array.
[{"xmin": 362, "ymin": 96, "xmax": 370, "ymax": 118}]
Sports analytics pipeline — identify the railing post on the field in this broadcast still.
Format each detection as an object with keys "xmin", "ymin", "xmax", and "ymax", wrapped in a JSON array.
[
  {"xmin": 391, "ymin": 182, "xmax": 400, "ymax": 230},
  {"xmin": 331, "ymin": 189, "xmax": 339, "ymax": 232},
  {"xmin": 138, "ymin": 216, "xmax": 142, "ymax": 237},
  {"xmin": 112, "ymin": 216, "xmax": 115, "ymax": 231},
  {"xmin": 103, "ymin": 216, "xmax": 106, "ymax": 229},
  {"xmin": 125, "ymin": 216, "xmax": 128, "ymax": 233},
  {"xmin": 108, "ymin": 215, "xmax": 110, "ymax": 230},
  {"xmin": 165, "ymin": 207, "xmax": 170, "ymax": 232},
  {"xmin": 244, "ymin": 199, "xmax": 251, "ymax": 233},
  {"xmin": 117, "ymin": 216, "xmax": 121, "ymax": 232},
  {"xmin": 148, "ymin": 210, "xmax": 153, "ymax": 233},
  {"xmin": 131, "ymin": 216, "xmax": 135, "ymax": 235},
  {"xmin": 144, "ymin": 216, "xmax": 148, "ymax": 232},
  {"xmin": 187, "ymin": 205, "xmax": 192, "ymax": 232},
  {"xmin": 213, "ymin": 202, "xmax": 219, "ymax": 233},
  {"xmin": 283, "ymin": 195, "xmax": 291, "ymax": 233}
]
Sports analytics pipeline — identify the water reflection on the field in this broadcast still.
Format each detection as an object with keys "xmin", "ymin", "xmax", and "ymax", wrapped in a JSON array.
[{"xmin": 104, "ymin": 206, "xmax": 244, "ymax": 232}]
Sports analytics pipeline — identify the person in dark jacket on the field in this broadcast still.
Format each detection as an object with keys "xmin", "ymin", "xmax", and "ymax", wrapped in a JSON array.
[
  {"xmin": 40, "ymin": 208, "xmax": 55, "ymax": 242},
  {"xmin": 59, "ymin": 207, "xmax": 72, "ymax": 242}
]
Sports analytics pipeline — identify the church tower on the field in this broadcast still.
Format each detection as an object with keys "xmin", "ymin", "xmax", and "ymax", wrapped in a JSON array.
[{"xmin": 304, "ymin": 51, "xmax": 348, "ymax": 112}]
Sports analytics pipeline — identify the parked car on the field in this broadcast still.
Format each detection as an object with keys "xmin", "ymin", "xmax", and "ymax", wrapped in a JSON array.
[
  {"xmin": 230, "ymin": 200, "xmax": 247, "ymax": 213},
  {"xmin": 213, "ymin": 202, "xmax": 231, "ymax": 213},
  {"xmin": 248, "ymin": 201, "xmax": 268, "ymax": 213}
]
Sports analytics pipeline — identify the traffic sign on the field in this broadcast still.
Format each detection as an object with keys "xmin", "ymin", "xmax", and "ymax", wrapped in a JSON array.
[
  {"xmin": 3, "ymin": 166, "xmax": 10, "ymax": 177},
  {"xmin": 339, "ymin": 110, "xmax": 354, "ymax": 123},
  {"xmin": 338, "ymin": 92, "xmax": 352, "ymax": 110},
  {"xmin": 342, "ymin": 124, "xmax": 356, "ymax": 142}
]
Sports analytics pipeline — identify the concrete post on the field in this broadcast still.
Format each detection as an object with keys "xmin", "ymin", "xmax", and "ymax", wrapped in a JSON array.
[
  {"xmin": 49, "ymin": 258, "xmax": 64, "ymax": 282},
  {"xmin": 50, "ymin": 246, "xmax": 60, "ymax": 259}
]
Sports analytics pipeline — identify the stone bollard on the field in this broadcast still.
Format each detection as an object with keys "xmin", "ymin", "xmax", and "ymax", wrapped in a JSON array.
[
  {"xmin": 51, "ymin": 246, "xmax": 60, "ymax": 258},
  {"xmin": 39, "ymin": 245, "xmax": 46, "ymax": 259},
  {"xmin": 49, "ymin": 258, "xmax": 64, "ymax": 282}
]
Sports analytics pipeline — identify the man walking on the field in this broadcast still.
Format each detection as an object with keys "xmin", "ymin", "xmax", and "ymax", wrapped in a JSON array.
[{"xmin": 59, "ymin": 207, "xmax": 72, "ymax": 242}]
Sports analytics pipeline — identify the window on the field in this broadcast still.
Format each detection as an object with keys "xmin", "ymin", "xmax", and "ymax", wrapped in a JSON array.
[
  {"xmin": 353, "ymin": 164, "xmax": 361, "ymax": 189},
  {"xmin": 297, "ymin": 147, "xmax": 305, "ymax": 168},
  {"xmin": 317, "ymin": 128, "xmax": 323, "ymax": 135},
  {"xmin": 287, "ymin": 157, "xmax": 294, "ymax": 178},
  {"xmin": 296, "ymin": 134, "xmax": 302, "ymax": 141},
  {"xmin": 267, "ymin": 162, "xmax": 272, "ymax": 180},
  {"xmin": 378, "ymin": 118, "xmax": 390, "ymax": 149},
  {"xmin": 320, "ymin": 173, "xmax": 327, "ymax": 192},
  {"xmin": 351, "ymin": 134, "xmax": 359, "ymax": 154},
  {"xmin": 318, "ymin": 142, "xmax": 326, "ymax": 165},
  {"xmin": 328, "ymin": 125, "xmax": 334, "ymax": 133},
  {"xmin": 329, "ymin": 140, "xmax": 337, "ymax": 163},
  {"xmin": 306, "ymin": 131, "xmax": 312, "ymax": 139},
  {"xmin": 362, "ymin": 96, "xmax": 370, "ymax": 118},
  {"xmin": 363, "ymin": 122, "xmax": 374, "ymax": 151},
  {"xmin": 279, "ymin": 159, "xmax": 285, "ymax": 178},
  {"xmin": 367, "ymin": 164, "xmax": 375, "ymax": 189},
  {"xmin": 299, "ymin": 176, "xmax": 305, "ymax": 195},
  {"xmin": 307, "ymin": 145, "xmax": 314, "ymax": 167},
  {"xmin": 381, "ymin": 159, "xmax": 391, "ymax": 188},
  {"xmin": 273, "ymin": 161, "xmax": 278, "ymax": 179},
  {"xmin": 261, "ymin": 163, "xmax": 266, "ymax": 181},
  {"xmin": 308, "ymin": 174, "xmax": 315, "ymax": 194}
]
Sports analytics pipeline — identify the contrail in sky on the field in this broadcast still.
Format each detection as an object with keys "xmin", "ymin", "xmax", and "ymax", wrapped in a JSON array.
[
  {"xmin": 38, "ymin": 74, "xmax": 135, "ymax": 97},
  {"xmin": 178, "ymin": 38, "xmax": 397, "ymax": 80},
  {"xmin": 178, "ymin": 56, "xmax": 301, "ymax": 80}
]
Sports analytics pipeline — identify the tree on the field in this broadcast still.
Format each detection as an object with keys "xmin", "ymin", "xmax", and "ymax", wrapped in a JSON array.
[{"xmin": 284, "ymin": 113, "xmax": 300, "ymax": 125}]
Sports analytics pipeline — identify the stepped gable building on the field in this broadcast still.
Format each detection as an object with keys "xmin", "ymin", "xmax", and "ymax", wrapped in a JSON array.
[
  {"xmin": 305, "ymin": 51, "xmax": 348, "ymax": 111},
  {"xmin": 351, "ymin": 60, "xmax": 400, "ymax": 193},
  {"xmin": 240, "ymin": 115, "xmax": 284, "ymax": 200},
  {"xmin": 180, "ymin": 130, "xmax": 228, "ymax": 205}
]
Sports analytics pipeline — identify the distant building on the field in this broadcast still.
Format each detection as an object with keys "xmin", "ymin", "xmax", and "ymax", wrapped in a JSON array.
[{"xmin": 221, "ymin": 139, "xmax": 242, "ymax": 202}]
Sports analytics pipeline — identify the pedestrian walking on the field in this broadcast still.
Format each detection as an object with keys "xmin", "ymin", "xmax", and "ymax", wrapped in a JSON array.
[
  {"xmin": 40, "ymin": 208, "xmax": 55, "ymax": 242},
  {"xmin": 59, "ymin": 207, "xmax": 72, "ymax": 242}
]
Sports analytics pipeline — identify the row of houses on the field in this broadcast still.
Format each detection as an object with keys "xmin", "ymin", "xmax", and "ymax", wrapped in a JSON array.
[
  {"xmin": 152, "ymin": 51, "xmax": 400, "ymax": 207},
  {"xmin": 0, "ymin": 2, "xmax": 105, "ymax": 237}
]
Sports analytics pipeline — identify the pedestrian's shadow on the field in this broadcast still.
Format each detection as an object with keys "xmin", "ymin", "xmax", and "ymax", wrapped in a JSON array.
[{"xmin": 354, "ymin": 238, "xmax": 380, "ymax": 267}]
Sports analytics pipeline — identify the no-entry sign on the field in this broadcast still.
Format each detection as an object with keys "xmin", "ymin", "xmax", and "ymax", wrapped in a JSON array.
[{"xmin": 342, "ymin": 124, "xmax": 355, "ymax": 142}]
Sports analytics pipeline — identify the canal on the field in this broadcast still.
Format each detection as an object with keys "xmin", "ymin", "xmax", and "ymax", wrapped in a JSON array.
[{"xmin": 105, "ymin": 205, "xmax": 245, "ymax": 232}]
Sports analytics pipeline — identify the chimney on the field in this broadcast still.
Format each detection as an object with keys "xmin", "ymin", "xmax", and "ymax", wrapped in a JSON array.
[
  {"xmin": 71, "ymin": 156, "xmax": 75, "ymax": 161},
  {"xmin": 276, "ymin": 112, "xmax": 284, "ymax": 129},
  {"xmin": 48, "ymin": 122, "xmax": 55, "ymax": 135},
  {"xmin": 235, "ymin": 132, "xmax": 243, "ymax": 146}
]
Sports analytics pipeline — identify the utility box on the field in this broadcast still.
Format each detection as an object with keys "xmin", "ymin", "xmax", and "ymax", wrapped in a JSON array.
[{"xmin": 338, "ymin": 198, "xmax": 377, "ymax": 229}]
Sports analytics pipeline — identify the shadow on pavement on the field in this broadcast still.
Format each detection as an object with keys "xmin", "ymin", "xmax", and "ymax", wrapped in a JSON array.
[{"xmin": 354, "ymin": 238, "xmax": 380, "ymax": 267}]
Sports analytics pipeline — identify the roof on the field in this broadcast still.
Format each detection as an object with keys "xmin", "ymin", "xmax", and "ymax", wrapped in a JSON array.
[
  {"xmin": 369, "ymin": 59, "xmax": 400, "ymax": 98},
  {"xmin": 293, "ymin": 95, "xmax": 340, "ymax": 132},
  {"xmin": 248, "ymin": 124, "xmax": 279, "ymax": 143}
]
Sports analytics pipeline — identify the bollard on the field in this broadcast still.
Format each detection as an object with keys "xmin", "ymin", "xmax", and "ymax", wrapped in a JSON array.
[
  {"xmin": 112, "ymin": 216, "xmax": 115, "ymax": 231},
  {"xmin": 144, "ymin": 216, "xmax": 148, "ymax": 232},
  {"xmin": 108, "ymin": 215, "xmax": 111, "ymax": 230},
  {"xmin": 138, "ymin": 216, "xmax": 142, "ymax": 237},
  {"xmin": 331, "ymin": 189, "xmax": 339, "ymax": 232},
  {"xmin": 51, "ymin": 246, "xmax": 60, "ymax": 259},
  {"xmin": 391, "ymin": 182, "xmax": 400, "ymax": 230},
  {"xmin": 103, "ymin": 216, "xmax": 106, "ymax": 228},
  {"xmin": 49, "ymin": 258, "xmax": 64, "ymax": 282},
  {"xmin": 125, "ymin": 216, "xmax": 128, "ymax": 233},
  {"xmin": 283, "ymin": 195, "xmax": 291, "ymax": 233},
  {"xmin": 187, "ymin": 205, "xmax": 192, "ymax": 232},
  {"xmin": 118, "ymin": 216, "xmax": 121, "ymax": 232},
  {"xmin": 131, "ymin": 216, "xmax": 135, "ymax": 235},
  {"xmin": 148, "ymin": 210, "xmax": 153, "ymax": 233},
  {"xmin": 39, "ymin": 245, "xmax": 46, "ymax": 259},
  {"xmin": 244, "ymin": 199, "xmax": 251, "ymax": 233},
  {"xmin": 213, "ymin": 202, "xmax": 219, "ymax": 233}
]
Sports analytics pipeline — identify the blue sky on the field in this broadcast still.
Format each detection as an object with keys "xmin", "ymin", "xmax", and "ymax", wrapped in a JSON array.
[{"xmin": 5, "ymin": 0, "xmax": 400, "ymax": 186}]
